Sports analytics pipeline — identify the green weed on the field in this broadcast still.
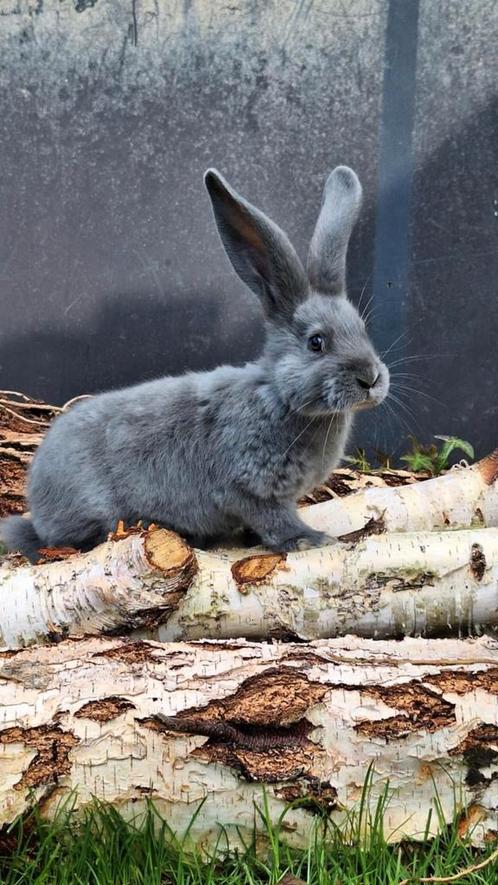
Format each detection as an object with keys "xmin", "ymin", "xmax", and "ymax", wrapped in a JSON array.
[{"xmin": 0, "ymin": 789, "xmax": 496, "ymax": 885}]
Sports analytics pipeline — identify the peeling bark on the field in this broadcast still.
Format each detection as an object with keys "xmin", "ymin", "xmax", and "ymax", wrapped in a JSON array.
[
  {"xmin": 0, "ymin": 725, "xmax": 78, "ymax": 790},
  {"xmin": 424, "ymin": 669, "xmax": 498, "ymax": 695},
  {"xmin": 74, "ymin": 697, "xmax": 136, "ymax": 722},
  {"xmin": 354, "ymin": 684, "xmax": 456, "ymax": 738},
  {"xmin": 0, "ymin": 635, "xmax": 497, "ymax": 847}
]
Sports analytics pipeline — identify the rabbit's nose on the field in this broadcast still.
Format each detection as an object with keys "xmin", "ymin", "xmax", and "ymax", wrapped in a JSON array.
[{"xmin": 356, "ymin": 368, "xmax": 380, "ymax": 390}]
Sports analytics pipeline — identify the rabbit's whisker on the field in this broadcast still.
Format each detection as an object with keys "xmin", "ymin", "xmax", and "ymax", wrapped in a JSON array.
[
  {"xmin": 371, "ymin": 399, "xmax": 394, "ymax": 453},
  {"xmin": 382, "ymin": 329, "xmax": 410, "ymax": 360},
  {"xmin": 360, "ymin": 291, "xmax": 375, "ymax": 321},
  {"xmin": 321, "ymin": 415, "xmax": 335, "ymax": 467},
  {"xmin": 362, "ymin": 306, "xmax": 378, "ymax": 327},
  {"xmin": 389, "ymin": 383, "xmax": 444, "ymax": 408},
  {"xmin": 381, "ymin": 398, "xmax": 398, "ymax": 442},
  {"xmin": 389, "ymin": 371, "xmax": 422, "ymax": 380},
  {"xmin": 357, "ymin": 272, "xmax": 372, "ymax": 314},
  {"xmin": 387, "ymin": 354, "xmax": 434, "ymax": 370},
  {"xmin": 284, "ymin": 395, "xmax": 324, "ymax": 421},
  {"xmin": 386, "ymin": 402, "xmax": 413, "ymax": 437},
  {"xmin": 387, "ymin": 391, "xmax": 421, "ymax": 432},
  {"xmin": 279, "ymin": 416, "xmax": 318, "ymax": 461}
]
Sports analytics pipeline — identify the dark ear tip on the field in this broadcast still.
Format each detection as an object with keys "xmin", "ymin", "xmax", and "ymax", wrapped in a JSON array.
[{"xmin": 204, "ymin": 168, "xmax": 223, "ymax": 192}]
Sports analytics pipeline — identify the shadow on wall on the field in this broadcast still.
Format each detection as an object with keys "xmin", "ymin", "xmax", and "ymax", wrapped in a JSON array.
[
  {"xmin": 405, "ymin": 97, "xmax": 497, "ymax": 457},
  {"xmin": 0, "ymin": 286, "xmax": 264, "ymax": 403},
  {"xmin": 355, "ymin": 97, "xmax": 498, "ymax": 460}
]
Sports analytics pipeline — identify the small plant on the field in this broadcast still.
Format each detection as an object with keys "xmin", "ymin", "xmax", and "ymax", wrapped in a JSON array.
[
  {"xmin": 400, "ymin": 435, "xmax": 474, "ymax": 476},
  {"xmin": 373, "ymin": 449, "xmax": 394, "ymax": 470},
  {"xmin": 343, "ymin": 447, "xmax": 373, "ymax": 472}
]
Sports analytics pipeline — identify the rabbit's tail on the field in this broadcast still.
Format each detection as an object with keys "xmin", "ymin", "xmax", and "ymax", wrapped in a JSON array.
[{"xmin": 0, "ymin": 516, "xmax": 42, "ymax": 563}]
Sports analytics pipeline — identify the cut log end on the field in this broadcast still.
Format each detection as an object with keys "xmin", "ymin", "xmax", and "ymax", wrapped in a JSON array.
[
  {"xmin": 143, "ymin": 528, "xmax": 197, "ymax": 585},
  {"xmin": 478, "ymin": 448, "xmax": 498, "ymax": 486}
]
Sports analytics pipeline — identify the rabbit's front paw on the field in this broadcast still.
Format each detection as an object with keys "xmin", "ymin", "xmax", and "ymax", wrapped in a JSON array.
[{"xmin": 275, "ymin": 530, "xmax": 335, "ymax": 552}]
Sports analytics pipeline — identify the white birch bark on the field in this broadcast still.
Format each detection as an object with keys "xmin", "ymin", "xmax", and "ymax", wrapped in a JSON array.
[
  {"xmin": 158, "ymin": 526, "xmax": 498, "ymax": 642},
  {"xmin": 1, "ymin": 526, "xmax": 497, "ymax": 648},
  {"xmin": 299, "ymin": 448, "xmax": 498, "ymax": 537},
  {"xmin": 0, "ymin": 529, "xmax": 196, "ymax": 648},
  {"xmin": 0, "ymin": 635, "xmax": 497, "ymax": 848}
]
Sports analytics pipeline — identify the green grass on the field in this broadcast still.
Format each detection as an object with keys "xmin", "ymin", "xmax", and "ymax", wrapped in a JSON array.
[{"xmin": 0, "ymin": 797, "xmax": 497, "ymax": 885}]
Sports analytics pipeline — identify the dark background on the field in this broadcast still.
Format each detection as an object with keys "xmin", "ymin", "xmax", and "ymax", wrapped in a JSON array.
[{"xmin": 0, "ymin": 0, "xmax": 496, "ymax": 458}]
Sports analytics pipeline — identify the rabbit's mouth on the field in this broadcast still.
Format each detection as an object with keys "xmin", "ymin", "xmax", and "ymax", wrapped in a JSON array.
[
  {"xmin": 322, "ymin": 382, "xmax": 387, "ymax": 415},
  {"xmin": 350, "ymin": 364, "xmax": 390, "ymax": 412},
  {"xmin": 320, "ymin": 360, "xmax": 389, "ymax": 415},
  {"xmin": 352, "ymin": 397, "xmax": 383, "ymax": 412},
  {"xmin": 328, "ymin": 381, "xmax": 389, "ymax": 414},
  {"xmin": 352, "ymin": 381, "xmax": 389, "ymax": 411}
]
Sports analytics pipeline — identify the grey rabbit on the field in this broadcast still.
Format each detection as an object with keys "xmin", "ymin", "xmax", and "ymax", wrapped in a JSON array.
[{"xmin": 1, "ymin": 165, "xmax": 389, "ymax": 562}]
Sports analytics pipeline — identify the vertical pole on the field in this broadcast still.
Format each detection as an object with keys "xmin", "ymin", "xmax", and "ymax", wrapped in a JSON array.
[{"xmin": 372, "ymin": 0, "xmax": 420, "ymax": 382}]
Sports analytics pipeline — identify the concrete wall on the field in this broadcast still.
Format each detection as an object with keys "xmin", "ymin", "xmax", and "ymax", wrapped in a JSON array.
[{"xmin": 0, "ymin": 0, "xmax": 496, "ymax": 457}]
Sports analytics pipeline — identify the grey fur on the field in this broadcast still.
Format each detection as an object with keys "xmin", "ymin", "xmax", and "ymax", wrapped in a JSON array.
[
  {"xmin": 0, "ymin": 515, "xmax": 43, "ymax": 562},
  {"xmin": 307, "ymin": 166, "xmax": 362, "ymax": 295},
  {"xmin": 0, "ymin": 166, "xmax": 389, "ymax": 562}
]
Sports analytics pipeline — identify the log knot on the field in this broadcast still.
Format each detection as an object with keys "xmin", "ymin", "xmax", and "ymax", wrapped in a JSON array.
[
  {"xmin": 231, "ymin": 552, "xmax": 287, "ymax": 590},
  {"xmin": 477, "ymin": 448, "xmax": 498, "ymax": 486},
  {"xmin": 470, "ymin": 543, "xmax": 486, "ymax": 582},
  {"xmin": 143, "ymin": 528, "xmax": 198, "ymax": 588}
]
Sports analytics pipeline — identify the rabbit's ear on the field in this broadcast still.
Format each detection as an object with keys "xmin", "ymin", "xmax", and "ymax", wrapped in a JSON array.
[
  {"xmin": 307, "ymin": 166, "xmax": 362, "ymax": 296},
  {"xmin": 205, "ymin": 169, "xmax": 308, "ymax": 322}
]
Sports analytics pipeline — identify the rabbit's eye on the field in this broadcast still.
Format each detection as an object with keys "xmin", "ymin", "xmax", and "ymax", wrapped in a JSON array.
[{"xmin": 308, "ymin": 334, "xmax": 325, "ymax": 353}]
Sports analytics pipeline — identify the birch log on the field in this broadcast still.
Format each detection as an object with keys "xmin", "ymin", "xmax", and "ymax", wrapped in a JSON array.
[
  {"xmin": 158, "ymin": 526, "xmax": 498, "ymax": 642},
  {"xmin": 1, "ymin": 525, "xmax": 498, "ymax": 648},
  {"xmin": 0, "ymin": 635, "xmax": 497, "ymax": 848},
  {"xmin": 0, "ymin": 529, "xmax": 196, "ymax": 648},
  {"xmin": 299, "ymin": 448, "xmax": 498, "ymax": 537}
]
